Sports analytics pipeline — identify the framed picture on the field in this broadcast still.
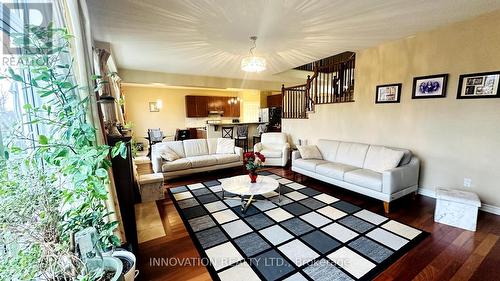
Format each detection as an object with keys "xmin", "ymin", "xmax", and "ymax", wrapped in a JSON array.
[
  {"xmin": 375, "ymin": 83, "xmax": 402, "ymax": 103},
  {"xmin": 412, "ymin": 74, "xmax": 448, "ymax": 99},
  {"xmin": 457, "ymin": 71, "xmax": 500, "ymax": 99},
  {"xmin": 149, "ymin": 102, "xmax": 159, "ymax": 112}
]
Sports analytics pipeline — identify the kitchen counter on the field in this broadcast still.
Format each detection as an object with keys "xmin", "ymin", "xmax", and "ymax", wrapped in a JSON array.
[{"xmin": 206, "ymin": 121, "xmax": 267, "ymax": 140}]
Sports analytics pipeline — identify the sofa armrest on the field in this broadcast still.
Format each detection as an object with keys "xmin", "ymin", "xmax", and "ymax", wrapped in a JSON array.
[
  {"xmin": 150, "ymin": 144, "xmax": 163, "ymax": 173},
  {"xmin": 254, "ymin": 142, "xmax": 263, "ymax": 152},
  {"xmin": 151, "ymin": 156, "xmax": 163, "ymax": 173},
  {"xmin": 382, "ymin": 157, "xmax": 420, "ymax": 194},
  {"xmin": 281, "ymin": 143, "xmax": 290, "ymax": 166},
  {"xmin": 291, "ymin": 150, "xmax": 302, "ymax": 161},
  {"xmin": 234, "ymin": 146, "xmax": 244, "ymax": 161}
]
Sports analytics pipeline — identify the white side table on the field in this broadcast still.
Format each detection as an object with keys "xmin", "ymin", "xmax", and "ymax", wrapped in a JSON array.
[
  {"xmin": 434, "ymin": 188, "xmax": 481, "ymax": 231},
  {"xmin": 221, "ymin": 175, "xmax": 280, "ymax": 213}
]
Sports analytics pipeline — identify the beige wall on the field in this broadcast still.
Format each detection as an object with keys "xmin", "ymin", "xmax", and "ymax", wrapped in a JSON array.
[
  {"xmin": 123, "ymin": 85, "xmax": 240, "ymax": 139},
  {"xmin": 239, "ymin": 90, "xmax": 261, "ymax": 123},
  {"xmin": 283, "ymin": 10, "xmax": 500, "ymax": 207},
  {"xmin": 119, "ymin": 69, "xmax": 300, "ymax": 91}
]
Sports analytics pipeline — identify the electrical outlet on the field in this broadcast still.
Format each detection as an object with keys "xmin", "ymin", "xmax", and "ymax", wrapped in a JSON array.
[{"xmin": 464, "ymin": 178, "xmax": 472, "ymax": 188}]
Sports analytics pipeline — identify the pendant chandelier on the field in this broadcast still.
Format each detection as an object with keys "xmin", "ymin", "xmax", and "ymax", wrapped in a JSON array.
[{"xmin": 241, "ymin": 36, "xmax": 266, "ymax": 73}]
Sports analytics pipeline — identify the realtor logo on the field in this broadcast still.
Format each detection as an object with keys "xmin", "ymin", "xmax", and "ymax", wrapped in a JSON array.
[{"xmin": 1, "ymin": 2, "xmax": 53, "ymax": 54}]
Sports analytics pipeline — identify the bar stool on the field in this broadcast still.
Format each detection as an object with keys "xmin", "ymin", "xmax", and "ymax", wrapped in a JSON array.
[
  {"xmin": 252, "ymin": 124, "xmax": 268, "ymax": 147},
  {"xmin": 174, "ymin": 129, "xmax": 190, "ymax": 141},
  {"xmin": 221, "ymin": 126, "xmax": 234, "ymax": 138},
  {"xmin": 235, "ymin": 125, "xmax": 249, "ymax": 152}
]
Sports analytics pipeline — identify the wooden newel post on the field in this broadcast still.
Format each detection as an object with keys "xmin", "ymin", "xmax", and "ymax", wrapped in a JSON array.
[{"xmin": 281, "ymin": 84, "xmax": 285, "ymax": 118}]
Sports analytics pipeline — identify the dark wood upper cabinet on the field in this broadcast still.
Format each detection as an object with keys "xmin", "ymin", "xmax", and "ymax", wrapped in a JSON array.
[
  {"xmin": 186, "ymin": 96, "xmax": 239, "ymax": 117},
  {"xmin": 185, "ymin": 96, "xmax": 208, "ymax": 117},
  {"xmin": 228, "ymin": 102, "xmax": 240, "ymax": 117},
  {"xmin": 267, "ymin": 94, "xmax": 283, "ymax": 108},
  {"xmin": 208, "ymin": 96, "xmax": 224, "ymax": 112}
]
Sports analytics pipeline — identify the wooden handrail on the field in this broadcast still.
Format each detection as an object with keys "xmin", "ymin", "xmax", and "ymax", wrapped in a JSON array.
[{"xmin": 282, "ymin": 53, "xmax": 355, "ymax": 119}]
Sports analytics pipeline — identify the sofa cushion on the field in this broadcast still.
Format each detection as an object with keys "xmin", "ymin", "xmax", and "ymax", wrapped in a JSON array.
[
  {"xmin": 186, "ymin": 155, "xmax": 217, "ymax": 168},
  {"xmin": 260, "ymin": 149, "xmax": 282, "ymax": 158},
  {"xmin": 293, "ymin": 159, "xmax": 329, "ymax": 172},
  {"xmin": 344, "ymin": 169, "xmax": 382, "ymax": 191},
  {"xmin": 213, "ymin": 154, "xmax": 240, "ymax": 164},
  {"xmin": 335, "ymin": 142, "xmax": 369, "ymax": 168},
  {"xmin": 161, "ymin": 158, "xmax": 192, "ymax": 172},
  {"xmin": 261, "ymin": 132, "xmax": 287, "ymax": 145},
  {"xmin": 390, "ymin": 147, "xmax": 412, "ymax": 166},
  {"xmin": 183, "ymin": 139, "xmax": 209, "ymax": 157},
  {"xmin": 216, "ymin": 138, "xmax": 235, "ymax": 154},
  {"xmin": 363, "ymin": 146, "xmax": 405, "ymax": 173},
  {"xmin": 207, "ymin": 138, "xmax": 218, "ymax": 155},
  {"xmin": 317, "ymin": 139, "xmax": 341, "ymax": 162},
  {"xmin": 155, "ymin": 141, "xmax": 186, "ymax": 158},
  {"xmin": 158, "ymin": 146, "xmax": 180, "ymax": 162},
  {"xmin": 315, "ymin": 162, "xmax": 359, "ymax": 180},
  {"xmin": 297, "ymin": 145, "xmax": 323, "ymax": 160}
]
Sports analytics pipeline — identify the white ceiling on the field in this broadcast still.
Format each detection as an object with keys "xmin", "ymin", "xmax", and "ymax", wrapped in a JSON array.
[{"xmin": 88, "ymin": 0, "xmax": 500, "ymax": 81}]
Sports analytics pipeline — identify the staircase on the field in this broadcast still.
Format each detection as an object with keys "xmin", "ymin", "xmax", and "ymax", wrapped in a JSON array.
[{"xmin": 282, "ymin": 53, "xmax": 355, "ymax": 119}]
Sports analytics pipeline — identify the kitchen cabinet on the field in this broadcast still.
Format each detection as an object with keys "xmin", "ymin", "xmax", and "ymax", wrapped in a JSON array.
[
  {"xmin": 208, "ymin": 96, "xmax": 224, "ymax": 112},
  {"xmin": 186, "ymin": 96, "xmax": 239, "ymax": 117},
  {"xmin": 227, "ymin": 102, "xmax": 240, "ymax": 117},
  {"xmin": 186, "ymin": 96, "xmax": 208, "ymax": 117},
  {"xmin": 267, "ymin": 94, "xmax": 283, "ymax": 107}
]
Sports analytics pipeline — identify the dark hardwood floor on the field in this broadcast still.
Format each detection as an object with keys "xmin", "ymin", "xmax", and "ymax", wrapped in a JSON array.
[{"xmin": 135, "ymin": 165, "xmax": 500, "ymax": 281}]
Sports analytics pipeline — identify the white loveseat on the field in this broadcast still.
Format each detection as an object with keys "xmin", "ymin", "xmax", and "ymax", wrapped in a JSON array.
[
  {"xmin": 254, "ymin": 133, "xmax": 290, "ymax": 167},
  {"xmin": 152, "ymin": 139, "xmax": 243, "ymax": 179},
  {"xmin": 292, "ymin": 139, "xmax": 420, "ymax": 213}
]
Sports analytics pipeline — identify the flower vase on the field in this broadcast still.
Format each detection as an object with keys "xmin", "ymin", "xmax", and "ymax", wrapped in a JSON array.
[{"xmin": 249, "ymin": 171, "xmax": 258, "ymax": 183}]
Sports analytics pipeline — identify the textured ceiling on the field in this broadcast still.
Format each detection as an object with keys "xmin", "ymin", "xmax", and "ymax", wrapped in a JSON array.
[{"xmin": 88, "ymin": 0, "xmax": 500, "ymax": 81}]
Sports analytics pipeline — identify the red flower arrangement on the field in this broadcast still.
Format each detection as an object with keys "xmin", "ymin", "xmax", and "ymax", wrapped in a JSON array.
[{"xmin": 243, "ymin": 151, "xmax": 266, "ymax": 183}]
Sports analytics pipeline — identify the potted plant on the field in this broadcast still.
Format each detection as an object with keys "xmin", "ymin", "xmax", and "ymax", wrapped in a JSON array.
[
  {"xmin": 0, "ymin": 24, "xmax": 126, "ymax": 279},
  {"xmin": 112, "ymin": 249, "xmax": 138, "ymax": 281},
  {"xmin": 243, "ymin": 152, "xmax": 266, "ymax": 183}
]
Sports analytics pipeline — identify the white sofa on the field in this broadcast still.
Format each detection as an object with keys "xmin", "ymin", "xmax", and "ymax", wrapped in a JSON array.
[
  {"xmin": 292, "ymin": 139, "xmax": 420, "ymax": 213},
  {"xmin": 152, "ymin": 139, "xmax": 243, "ymax": 179},
  {"xmin": 254, "ymin": 133, "xmax": 290, "ymax": 167}
]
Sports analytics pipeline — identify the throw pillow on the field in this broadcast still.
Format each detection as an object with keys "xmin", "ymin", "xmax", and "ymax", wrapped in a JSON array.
[
  {"xmin": 371, "ymin": 147, "xmax": 405, "ymax": 173},
  {"xmin": 216, "ymin": 138, "xmax": 235, "ymax": 154},
  {"xmin": 159, "ymin": 146, "xmax": 180, "ymax": 162},
  {"xmin": 297, "ymin": 145, "xmax": 323, "ymax": 160}
]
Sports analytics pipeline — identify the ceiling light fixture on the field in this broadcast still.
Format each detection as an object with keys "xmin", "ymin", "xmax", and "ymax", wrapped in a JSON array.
[
  {"xmin": 241, "ymin": 36, "xmax": 266, "ymax": 73},
  {"xmin": 228, "ymin": 97, "xmax": 241, "ymax": 104}
]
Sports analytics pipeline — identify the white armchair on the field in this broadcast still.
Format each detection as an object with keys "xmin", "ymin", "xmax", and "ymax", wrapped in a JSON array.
[{"xmin": 254, "ymin": 133, "xmax": 290, "ymax": 167}]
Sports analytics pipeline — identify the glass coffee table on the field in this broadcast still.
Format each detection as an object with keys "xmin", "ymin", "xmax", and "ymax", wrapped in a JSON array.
[{"xmin": 221, "ymin": 175, "xmax": 280, "ymax": 213}]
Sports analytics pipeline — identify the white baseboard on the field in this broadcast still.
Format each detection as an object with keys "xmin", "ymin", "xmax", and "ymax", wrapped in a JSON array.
[{"xmin": 418, "ymin": 188, "xmax": 500, "ymax": 216}]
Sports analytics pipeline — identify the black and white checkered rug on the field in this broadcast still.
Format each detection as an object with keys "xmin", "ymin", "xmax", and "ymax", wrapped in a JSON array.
[{"xmin": 168, "ymin": 171, "xmax": 428, "ymax": 281}]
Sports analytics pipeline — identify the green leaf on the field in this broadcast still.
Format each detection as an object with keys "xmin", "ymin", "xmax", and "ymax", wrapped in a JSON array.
[
  {"xmin": 12, "ymin": 73, "xmax": 24, "ymax": 82},
  {"xmin": 38, "ymin": 135, "xmax": 48, "ymax": 145},
  {"xmin": 111, "ymin": 141, "xmax": 123, "ymax": 158},
  {"xmin": 95, "ymin": 168, "xmax": 108, "ymax": 178},
  {"xmin": 110, "ymin": 235, "xmax": 121, "ymax": 246},
  {"xmin": 119, "ymin": 143, "xmax": 127, "ymax": 159}
]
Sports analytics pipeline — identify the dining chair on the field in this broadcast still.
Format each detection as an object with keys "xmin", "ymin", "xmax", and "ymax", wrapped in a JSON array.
[{"xmin": 147, "ymin": 128, "xmax": 165, "ymax": 157}]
